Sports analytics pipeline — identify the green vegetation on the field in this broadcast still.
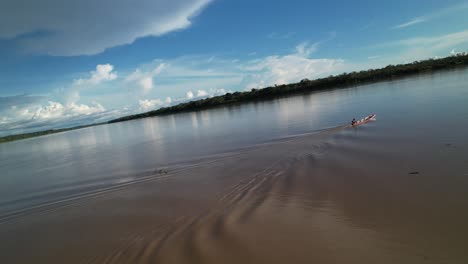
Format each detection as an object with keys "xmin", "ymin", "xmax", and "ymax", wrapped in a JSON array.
[
  {"xmin": 109, "ymin": 53, "xmax": 468, "ymax": 123},
  {"xmin": 1, "ymin": 53, "xmax": 468, "ymax": 143},
  {"xmin": 0, "ymin": 124, "xmax": 102, "ymax": 144}
]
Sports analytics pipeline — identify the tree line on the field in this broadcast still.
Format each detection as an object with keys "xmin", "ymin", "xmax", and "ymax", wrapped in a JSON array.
[
  {"xmin": 1, "ymin": 53, "xmax": 467, "ymax": 143},
  {"xmin": 109, "ymin": 53, "xmax": 468, "ymax": 123}
]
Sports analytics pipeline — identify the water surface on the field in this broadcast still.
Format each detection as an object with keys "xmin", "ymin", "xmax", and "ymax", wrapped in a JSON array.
[{"xmin": 1, "ymin": 69, "xmax": 467, "ymax": 263}]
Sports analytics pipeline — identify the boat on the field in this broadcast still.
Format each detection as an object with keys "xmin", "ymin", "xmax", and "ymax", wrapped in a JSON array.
[{"xmin": 351, "ymin": 114, "xmax": 376, "ymax": 126}]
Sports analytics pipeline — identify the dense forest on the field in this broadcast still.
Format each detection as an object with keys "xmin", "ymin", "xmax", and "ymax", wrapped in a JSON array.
[
  {"xmin": 1, "ymin": 53, "xmax": 467, "ymax": 143},
  {"xmin": 109, "ymin": 53, "xmax": 468, "ymax": 123}
]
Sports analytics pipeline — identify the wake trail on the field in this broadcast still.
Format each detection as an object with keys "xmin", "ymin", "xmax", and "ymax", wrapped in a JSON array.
[{"xmin": 0, "ymin": 124, "xmax": 347, "ymax": 225}]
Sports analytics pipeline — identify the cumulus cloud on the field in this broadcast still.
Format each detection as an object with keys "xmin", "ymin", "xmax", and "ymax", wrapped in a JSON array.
[
  {"xmin": 186, "ymin": 90, "xmax": 194, "ymax": 99},
  {"xmin": 74, "ymin": 64, "xmax": 117, "ymax": 86},
  {"xmin": 0, "ymin": 99, "xmax": 108, "ymax": 136},
  {"xmin": 1, "ymin": 42, "xmax": 348, "ymax": 134},
  {"xmin": 0, "ymin": 63, "xmax": 117, "ymax": 135},
  {"xmin": 0, "ymin": 105, "xmax": 120, "ymax": 136},
  {"xmin": 196, "ymin": 90, "xmax": 209, "ymax": 97},
  {"xmin": 123, "ymin": 42, "xmax": 344, "ymax": 113},
  {"xmin": 138, "ymin": 88, "xmax": 226, "ymax": 112},
  {"xmin": 68, "ymin": 102, "xmax": 106, "ymax": 115},
  {"xmin": 185, "ymin": 89, "xmax": 225, "ymax": 100},
  {"xmin": 18, "ymin": 101, "xmax": 105, "ymax": 121},
  {"xmin": 61, "ymin": 63, "xmax": 118, "ymax": 106},
  {"xmin": 0, "ymin": 0, "xmax": 212, "ymax": 55},
  {"xmin": 121, "ymin": 57, "xmax": 243, "ymax": 105},
  {"xmin": 126, "ymin": 63, "xmax": 166, "ymax": 94},
  {"xmin": 139, "ymin": 97, "xmax": 172, "ymax": 110},
  {"xmin": 242, "ymin": 42, "xmax": 344, "ymax": 89}
]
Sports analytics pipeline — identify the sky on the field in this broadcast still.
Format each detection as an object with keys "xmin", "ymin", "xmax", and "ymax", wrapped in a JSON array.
[{"xmin": 1, "ymin": 0, "xmax": 468, "ymax": 135}]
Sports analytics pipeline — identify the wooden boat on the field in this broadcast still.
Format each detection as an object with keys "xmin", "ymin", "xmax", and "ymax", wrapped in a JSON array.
[{"xmin": 352, "ymin": 114, "xmax": 376, "ymax": 126}]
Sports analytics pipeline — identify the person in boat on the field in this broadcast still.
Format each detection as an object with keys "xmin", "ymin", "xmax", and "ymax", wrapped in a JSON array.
[{"xmin": 351, "ymin": 118, "xmax": 357, "ymax": 125}]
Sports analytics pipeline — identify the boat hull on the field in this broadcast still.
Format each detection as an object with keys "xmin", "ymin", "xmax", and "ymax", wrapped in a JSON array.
[{"xmin": 352, "ymin": 114, "xmax": 376, "ymax": 127}]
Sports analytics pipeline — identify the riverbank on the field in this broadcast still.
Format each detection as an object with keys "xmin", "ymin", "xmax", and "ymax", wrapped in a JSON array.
[
  {"xmin": 107, "ymin": 54, "xmax": 468, "ymax": 123},
  {"xmin": 1, "ymin": 53, "xmax": 467, "ymax": 143},
  {"xmin": 0, "ymin": 123, "xmax": 104, "ymax": 144}
]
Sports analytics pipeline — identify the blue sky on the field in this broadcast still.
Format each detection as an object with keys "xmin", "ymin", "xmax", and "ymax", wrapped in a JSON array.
[{"xmin": 1, "ymin": 0, "xmax": 468, "ymax": 135}]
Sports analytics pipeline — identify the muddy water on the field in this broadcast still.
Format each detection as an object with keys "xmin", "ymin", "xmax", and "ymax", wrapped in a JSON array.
[{"xmin": 1, "ymin": 69, "xmax": 468, "ymax": 263}]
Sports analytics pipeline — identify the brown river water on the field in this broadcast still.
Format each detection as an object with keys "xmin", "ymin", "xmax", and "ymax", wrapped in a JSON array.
[{"xmin": 1, "ymin": 69, "xmax": 468, "ymax": 263}]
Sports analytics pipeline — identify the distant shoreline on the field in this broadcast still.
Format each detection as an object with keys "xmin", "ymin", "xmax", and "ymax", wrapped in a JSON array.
[
  {"xmin": 0, "ymin": 123, "xmax": 106, "ymax": 144},
  {"xmin": 1, "ymin": 53, "xmax": 467, "ymax": 144}
]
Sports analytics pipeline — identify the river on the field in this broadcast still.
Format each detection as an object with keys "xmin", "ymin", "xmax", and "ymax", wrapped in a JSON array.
[{"xmin": 1, "ymin": 68, "xmax": 467, "ymax": 263}]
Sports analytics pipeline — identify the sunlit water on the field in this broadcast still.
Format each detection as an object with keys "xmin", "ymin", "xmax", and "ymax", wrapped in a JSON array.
[{"xmin": 0, "ymin": 69, "xmax": 467, "ymax": 263}]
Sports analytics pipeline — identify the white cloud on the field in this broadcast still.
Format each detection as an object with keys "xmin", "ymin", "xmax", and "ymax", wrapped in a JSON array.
[
  {"xmin": 0, "ymin": 64, "xmax": 115, "ymax": 135},
  {"xmin": 31, "ymin": 101, "xmax": 65, "ymax": 119},
  {"xmin": 242, "ymin": 43, "xmax": 344, "ymax": 89},
  {"xmin": 0, "ymin": 0, "xmax": 212, "ymax": 55},
  {"xmin": 31, "ymin": 101, "xmax": 105, "ymax": 120},
  {"xmin": 122, "ymin": 42, "xmax": 344, "ymax": 102},
  {"xmin": 140, "ymin": 77, "xmax": 153, "ymax": 94},
  {"xmin": 126, "ymin": 70, "xmax": 144, "ymax": 82},
  {"xmin": 0, "ymin": 103, "xmax": 120, "ymax": 136},
  {"xmin": 126, "ymin": 63, "xmax": 166, "ymax": 94},
  {"xmin": 196, "ymin": 90, "xmax": 209, "ymax": 97},
  {"xmin": 138, "ymin": 88, "xmax": 226, "ymax": 112},
  {"xmin": 393, "ymin": 17, "xmax": 426, "ymax": 29},
  {"xmin": 0, "ymin": 99, "xmax": 112, "ymax": 136},
  {"xmin": 0, "ymin": 116, "xmax": 9, "ymax": 125},
  {"xmin": 385, "ymin": 29, "xmax": 468, "ymax": 60},
  {"xmin": 295, "ymin": 42, "xmax": 319, "ymax": 57},
  {"xmin": 139, "ymin": 99, "xmax": 161, "ymax": 110},
  {"xmin": 184, "ymin": 89, "xmax": 225, "ymax": 101},
  {"xmin": 1, "ymin": 42, "xmax": 348, "ymax": 134},
  {"xmin": 449, "ymin": 48, "xmax": 467, "ymax": 56},
  {"xmin": 392, "ymin": 2, "xmax": 468, "ymax": 29},
  {"xmin": 74, "ymin": 64, "xmax": 117, "ymax": 88},
  {"xmin": 139, "ymin": 97, "xmax": 172, "ymax": 110},
  {"xmin": 89, "ymin": 64, "xmax": 118, "ymax": 85},
  {"xmin": 186, "ymin": 90, "xmax": 194, "ymax": 99},
  {"xmin": 64, "ymin": 64, "xmax": 118, "ymax": 106},
  {"xmin": 120, "ymin": 57, "xmax": 242, "ymax": 113},
  {"xmin": 68, "ymin": 102, "xmax": 105, "ymax": 115},
  {"xmin": 359, "ymin": 29, "xmax": 468, "ymax": 70}
]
